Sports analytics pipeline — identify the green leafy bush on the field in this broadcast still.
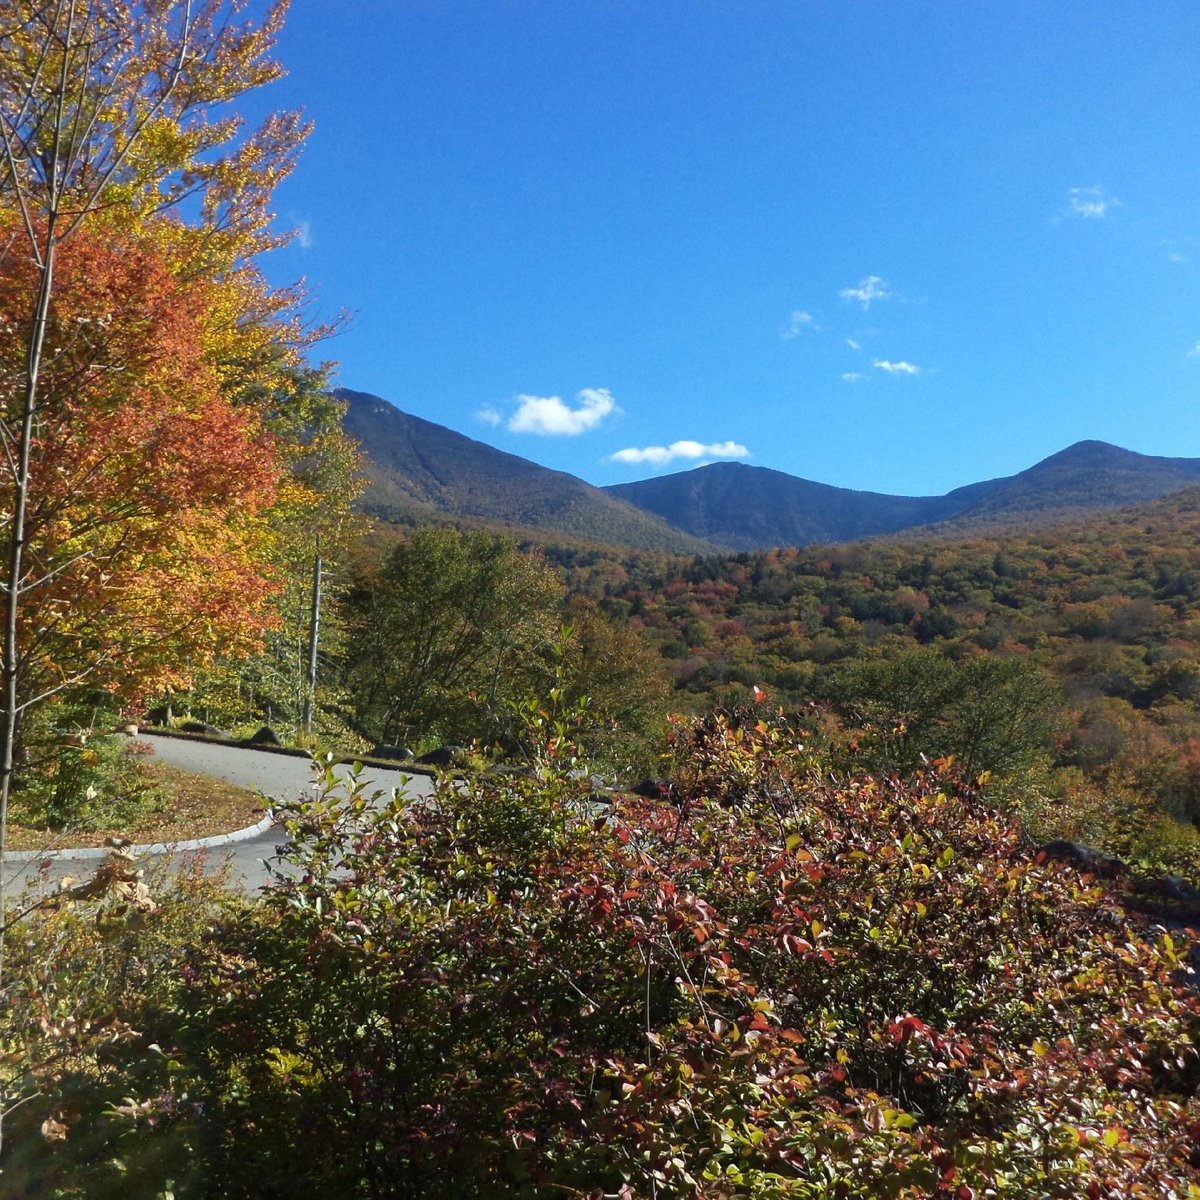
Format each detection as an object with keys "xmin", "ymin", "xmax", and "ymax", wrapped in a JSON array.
[
  {"xmin": 12, "ymin": 721, "xmax": 169, "ymax": 835},
  {"xmin": 153, "ymin": 712, "xmax": 1200, "ymax": 1197}
]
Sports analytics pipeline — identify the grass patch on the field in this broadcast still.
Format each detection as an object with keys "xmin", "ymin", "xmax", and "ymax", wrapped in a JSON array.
[{"xmin": 7, "ymin": 757, "xmax": 266, "ymax": 850}]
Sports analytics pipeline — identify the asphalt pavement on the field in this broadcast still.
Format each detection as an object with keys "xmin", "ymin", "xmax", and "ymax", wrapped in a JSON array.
[{"xmin": 3, "ymin": 733, "xmax": 436, "ymax": 897}]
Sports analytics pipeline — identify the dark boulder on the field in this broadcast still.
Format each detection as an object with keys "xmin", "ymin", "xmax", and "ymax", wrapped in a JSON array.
[
  {"xmin": 416, "ymin": 745, "xmax": 464, "ymax": 768},
  {"xmin": 246, "ymin": 726, "xmax": 282, "ymax": 747},
  {"xmin": 180, "ymin": 721, "xmax": 230, "ymax": 739},
  {"xmin": 144, "ymin": 705, "xmax": 172, "ymax": 727},
  {"xmin": 370, "ymin": 743, "xmax": 414, "ymax": 761},
  {"xmin": 1159, "ymin": 874, "xmax": 1200, "ymax": 903},
  {"xmin": 1037, "ymin": 840, "xmax": 1126, "ymax": 877},
  {"xmin": 630, "ymin": 778, "xmax": 677, "ymax": 801}
]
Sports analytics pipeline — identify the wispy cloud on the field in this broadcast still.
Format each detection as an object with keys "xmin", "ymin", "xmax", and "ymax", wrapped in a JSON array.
[
  {"xmin": 1188, "ymin": 342, "xmax": 1200, "ymax": 358},
  {"xmin": 841, "ymin": 372, "xmax": 866, "ymax": 383},
  {"xmin": 873, "ymin": 359, "xmax": 919, "ymax": 375},
  {"xmin": 609, "ymin": 439, "xmax": 751, "ymax": 467},
  {"xmin": 846, "ymin": 337, "xmax": 861, "ymax": 351},
  {"xmin": 782, "ymin": 310, "xmax": 819, "ymax": 340},
  {"xmin": 1066, "ymin": 185, "xmax": 1120, "ymax": 220},
  {"xmin": 508, "ymin": 387, "xmax": 620, "ymax": 436},
  {"xmin": 840, "ymin": 275, "xmax": 891, "ymax": 310},
  {"xmin": 293, "ymin": 219, "xmax": 313, "ymax": 249},
  {"xmin": 476, "ymin": 404, "xmax": 502, "ymax": 427}
]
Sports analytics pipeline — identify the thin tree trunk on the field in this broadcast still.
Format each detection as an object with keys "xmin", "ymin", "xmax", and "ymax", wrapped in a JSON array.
[
  {"xmin": 0, "ymin": 220, "xmax": 56, "ymax": 1159},
  {"xmin": 301, "ymin": 536, "xmax": 321, "ymax": 735}
]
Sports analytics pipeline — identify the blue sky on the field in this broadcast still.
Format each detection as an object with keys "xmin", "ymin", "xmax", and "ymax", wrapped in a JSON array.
[{"xmin": 253, "ymin": 1, "xmax": 1200, "ymax": 495}]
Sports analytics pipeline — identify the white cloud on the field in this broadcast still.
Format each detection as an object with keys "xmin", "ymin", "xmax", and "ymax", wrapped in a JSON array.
[
  {"xmin": 1067, "ymin": 186, "xmax": 1120, "ymax": 219},
  {"xmin": 508, "ymin": 387, "xmax": 620, "ymax": 436},
  {"xmin": 846, "ymin": 337, "xmax": 861, "ymax": 351},
  {"xmin": 839, "ymin": 275, "xmax": 890, "ymax": 309},
  {"xmin": 841, "ymin": 372, "xmax": 865, "ymax": 383},
  {"xmin": 873, "ymin": 359, "xmax": 919, "ymax": 375},
  {"xmin": 609, "ymin": 439, "xmax": 751, "ymax": 467},
  {"xmin": 782, "ymin": 309, "xmax": 818, "ymax": 339},
  {"xmin": 293, "ymin": 219, "xmax": 313, "ymax": 249},
  {"xmin": 1188, "ymin": 342, "xmax": 1200, "ymax": 358},
  {"xmin": 476, "ymin": 404, "xmax": 502, "ymax": 426}
]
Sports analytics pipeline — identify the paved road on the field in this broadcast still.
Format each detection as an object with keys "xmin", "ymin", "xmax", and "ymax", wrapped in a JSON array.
[{"xmin": 4, "ymin": 734, "xmax": 437, "ymax": 897}]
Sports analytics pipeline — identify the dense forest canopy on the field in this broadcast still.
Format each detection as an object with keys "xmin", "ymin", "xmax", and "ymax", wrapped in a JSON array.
[{"xmin": 541, "ymin": 487, "xmax": 1200, "ymax": 869}]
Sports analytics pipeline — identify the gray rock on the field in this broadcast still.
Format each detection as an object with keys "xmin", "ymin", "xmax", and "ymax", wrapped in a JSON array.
[
  {"xmin": 180, "ymin": 721, "xmax": 230, "ymax": 739},
  {"xmin": 1158, "ymin": 874, "xmax": 1200, "ymax": 903},
  {"xmin": 370, "ymin": 743, "xmax": 414, "ymax": 761},
  {"xmin": 485, "ymin": 762, "xmax": 537, "ymax": 778},
  {"xmin": 416, "ymin": 745, "xmax": 464, "ymax": 768},
  {"xmin": 1037, "ymin": 839, "xmax": 1126, "ymax": 877}
]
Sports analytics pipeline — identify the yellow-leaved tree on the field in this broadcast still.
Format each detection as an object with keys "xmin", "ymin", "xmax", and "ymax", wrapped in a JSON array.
[{"xmin": 0, "ymin": 0, "xmax": 360, "ymax": 1151}]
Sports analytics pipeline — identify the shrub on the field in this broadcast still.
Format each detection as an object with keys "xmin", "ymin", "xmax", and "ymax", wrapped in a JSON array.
[
  {"xmin": 159, "ymin": 713, "xmax": 1200, "ymax": 1197},
  {"xmin": 1, "ymin": 853, "xmax": 242, "ymax": 1197}
]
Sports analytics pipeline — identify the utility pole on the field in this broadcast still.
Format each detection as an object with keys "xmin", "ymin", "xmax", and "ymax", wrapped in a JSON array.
[{"xmin": 302, "ymin": 535, "xmax": 322, "ymax": 735}]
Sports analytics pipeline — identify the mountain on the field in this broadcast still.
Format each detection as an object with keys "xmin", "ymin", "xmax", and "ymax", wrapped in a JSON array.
[
  {"xmin": 603, "ymin": 463, "xmax": 957, "ymax": 551},
  {"xmin": 339, "ymin": 389, "xmax": 1200, "ymax": 553},
  {"xmin": 337, "ymin": 389, "xmax": 717, "ymax": 554},
  {"xmin": 605, "ymin": 440, "xmax": 1200, "ymax": 550},
  {"xmin": 940, "ymin": 439, "xmax": 1200, "ymax": 518}
]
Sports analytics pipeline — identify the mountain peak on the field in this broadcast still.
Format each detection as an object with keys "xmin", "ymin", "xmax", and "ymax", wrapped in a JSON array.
[
  {"xmin": 1037, "ymin": 440, "xmax": 1139, "ymax": 466},
  {"xmin": 604, "ymin": 438, "xmax": 1200, "ymax": 549},
  {"xmin": 336, "ymin": 389, "xmax": 717, "ymax": 554}
]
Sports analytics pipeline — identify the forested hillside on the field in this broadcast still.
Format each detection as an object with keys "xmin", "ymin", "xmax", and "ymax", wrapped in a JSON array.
[
  {"xmin": 549, "ymin": 488, "xmax": 1200, "ymax": 867},
  {"xmin": 340, "ymin": 389, "xmax": 717, "ymax": 554}
]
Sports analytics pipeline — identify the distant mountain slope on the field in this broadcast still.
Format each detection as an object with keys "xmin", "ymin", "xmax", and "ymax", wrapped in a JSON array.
[
  {"xmin": 944, "ymin": 440, "xmax": 1200, "ymax": 519},
  {"xmin": 606, "ymin": 441, "xmax": 1200, "ymax": 550},
  {"xmin": 338, "ymin": 389, "xmax": 717, "ymax": 554},
  {"xmin": 603, "ymin": 463, "xmax": 959, "ymax": 551}
]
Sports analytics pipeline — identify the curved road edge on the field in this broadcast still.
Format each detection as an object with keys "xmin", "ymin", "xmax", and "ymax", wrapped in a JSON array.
[
  {"xmin": 2, "ymin": 733, "xmax": 438, "ymax": 893},
  {"xmin": 2, "ymin": 809, "xmax": 280, "ymax": 864}
]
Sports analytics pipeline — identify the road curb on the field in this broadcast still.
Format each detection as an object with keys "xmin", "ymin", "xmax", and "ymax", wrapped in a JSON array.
[
  {"xmin": 3, "ymin": 734, "xmax": 461, "ymax": 865},
  {"xmin": 136, "ymin": 726, "xmax": 440, "ymax": 777},
  {"xmin": 2, "ymin": 808, "xmax": 281, "ymax": 864}
]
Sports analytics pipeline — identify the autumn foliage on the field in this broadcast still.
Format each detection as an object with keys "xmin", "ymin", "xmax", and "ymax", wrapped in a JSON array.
[
  {"xmin": 0, "ymin": 219, "xmax": 282, "ymax": 710},
  {"xmin": 19, "ymin": 711, "xmax": 1182, "ymax": 1197}
]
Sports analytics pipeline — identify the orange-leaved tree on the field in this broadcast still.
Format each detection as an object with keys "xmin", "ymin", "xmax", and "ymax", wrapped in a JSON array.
[
  {"xmin": 0, "ymin": 0, "xmax": 312, "ymax": 1152},
  {"xmin": 0, "ymin": 0, "xmax": 306, "ymax": 754},
  {"xmin": 0, "ymin": 217, "xmax": 283, "ymax": 724}
]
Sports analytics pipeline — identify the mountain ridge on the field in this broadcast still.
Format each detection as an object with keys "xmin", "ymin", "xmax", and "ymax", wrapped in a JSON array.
[
  {"xmin": 336, "ymin": 389, "xmax": 719, "ymax": 554},
  {"xmin": 337, "ymin": 388, "xmax": 1200, "ymax": 551},
  {"xmin": 605, "ymin": 439, "xmax": 1200, "ymax": 550}
]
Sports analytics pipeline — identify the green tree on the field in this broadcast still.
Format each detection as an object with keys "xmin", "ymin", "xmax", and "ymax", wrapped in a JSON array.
[
  {"xmin": 540, "ymin": 594, "xmax": 669, "ymax": 775},
  {"xmin": 825, "ymin": 650, "xmax": 1059, "ymax": 780},
  {"xmin": 340, "ymin": 528, "xmax": 564, "ymax": 748}
]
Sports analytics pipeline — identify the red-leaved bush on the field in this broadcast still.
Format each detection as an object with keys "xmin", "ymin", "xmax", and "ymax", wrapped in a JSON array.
[{"xmin": 87, "ymin": 711, "xmax": 1200, "ymax": 1197}]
